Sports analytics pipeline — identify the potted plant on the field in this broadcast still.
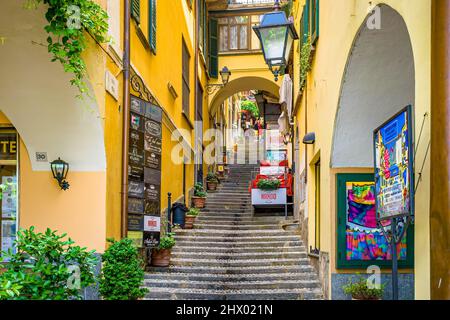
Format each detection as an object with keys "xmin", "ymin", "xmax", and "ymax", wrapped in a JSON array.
[
  {"xmin": 192, "ymin": 183, "xmax": 207, "ymax": 208},
  {"xmin": 206, "ymin": 172, "xmax": 220, "ymax": 191},
  {"xmin": 343, "ymin": 276, "xmax": 385, "ymax": 300},
  {"xmin": 185, "ymin": 208, "xmax": 200, "ymax": 229},
  {"xmin": 257, "ymin": 179, "xmax": 281, "ymax": 190},
  {"xmin": 151, "ymin": 233, "xmax": 176, "ymax": 267}
]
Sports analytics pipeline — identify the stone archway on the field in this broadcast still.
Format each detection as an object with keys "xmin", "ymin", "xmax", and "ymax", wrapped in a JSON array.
[{"xmin": 331, "ymin": 4, "xmax": 415, "ymax": 168}]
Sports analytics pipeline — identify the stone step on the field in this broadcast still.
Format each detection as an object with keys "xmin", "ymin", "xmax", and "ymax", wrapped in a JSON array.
[
  {"xmin": 144, "ymin": 279, "xmax": 320, "ymax": 290},
  {"xmin": 171, "ymin": 245, "xmax": 304, "ymax": 253},
  {"xmin": 145, "ymin": 272, "xmax": 317, "ymax": 282},
  {"xmin": 148, "ymin": 264, "xmax": 315, "ymax": 274},
  {"xmin": 174, "ymin": 229, "xmax": 296, "ymax": 237},
  {"xmin": 170, "ymin": 258, "xmax": 310, "ymax": 267},
  {"xmin": 193, "ymin": 224, "xmax": 282, "ymax": 230},
  {"xmin": 144, "ymin": 288, "xmax": 323, "ymax": 300},
  {"xmin": 171, "ymin": 251, "xmax": 307, "ymax": 260},
  {"xmin": 174, "ymin": 240, "xmax": 303, "ymax": 248},
  {"xmin": 196, "ymin": 216, "xmax": 292, "ymax": 222}
]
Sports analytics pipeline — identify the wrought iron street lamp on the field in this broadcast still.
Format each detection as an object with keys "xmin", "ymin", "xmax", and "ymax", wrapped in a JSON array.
[
  {"xmin": 50, "ymin": 158, "xmax": 70, "ymax": 190},
  {"xmin": 252, "ymin": 0, "xmax": 299, "ymax": 81},
  {"xmin": 206, "ymin": 66, "xmax": 232, "ymax": 95}
]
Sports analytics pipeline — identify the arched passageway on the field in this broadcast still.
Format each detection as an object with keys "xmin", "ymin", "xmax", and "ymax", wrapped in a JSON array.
[{"xmin": 331, "ymin": 4, "xmax": 415, "ymax": 168}]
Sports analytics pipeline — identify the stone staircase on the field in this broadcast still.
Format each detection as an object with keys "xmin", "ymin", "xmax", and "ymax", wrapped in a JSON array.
[{"xmin": 144, "ymin": 163, "xmax": 323, "ymax": 300}]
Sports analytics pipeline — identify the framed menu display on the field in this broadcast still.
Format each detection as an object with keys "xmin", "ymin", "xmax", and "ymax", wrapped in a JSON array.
[{"xmin": 128, "ymin": 95, "xmax": 163, "ymax": 248}]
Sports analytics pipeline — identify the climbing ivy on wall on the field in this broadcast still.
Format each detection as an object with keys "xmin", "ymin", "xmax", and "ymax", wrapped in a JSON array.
[
  {"xmin": 299, "ymin": 37, "xmax": 312, "ymax": 91},
  {"xmin": 24, "ymin": 0, "xmax": 109, "ymax": 96}
]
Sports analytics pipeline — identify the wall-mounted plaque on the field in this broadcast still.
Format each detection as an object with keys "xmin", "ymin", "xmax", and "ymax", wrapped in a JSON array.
[
  {"xmin": 144, "ymin": 215, "xmax": 161, "ymax": 232},
  {"xmin": 144, "ymin": 133, "xmax": 162, "ymax": 154},
  {"xmin": 128, "ymin": 214, "xmax": 144, "ymax": 231},
  {"xmin": 128, "ymin": 164, "xmax": 144, "ymax": 180},
  {"xmin": 128, "ymin": 180, "xmax": 145, "ymax": 198},
  {"xmin": 143, "ymin": 231, "xmax": 160, "ymax": 248},
  {"xmin": 144, "ymin": 167, "xmax": 161, "ymax": 185},
  {"xmin": 130, "ymin": 112, "xmax": 144, "ymax": 132},
  {"xmin": 129, "ymin": 147, "xmax": 144, "ymax": 166},
  {"xmin": 127, "ymin": 231, "xmax": 143, "ymax": 248},
  {"xmin": 129, "ymin": 129, "xmax": 144, "ymax": 150},
  {"xmin": 145, "ymin": 151, "xmax": 161, "ymax": 170},
  {"xmin": 131, "ymin": 96, "xmax": 145, "ymax": 115},
  {"xmin": 145, "ymin": 103, "xmax": 162, "ymax": 123},
  {"xmin": 145, "ymin": 183, "xmax": 160, "ymax": 214},
  {"xmin": 128, "ymin": 197, "xmax": 144, "ymax": 214},
  {"xmin": 145, "ymin": 119, "xmax": 162, "ymax": 138}
]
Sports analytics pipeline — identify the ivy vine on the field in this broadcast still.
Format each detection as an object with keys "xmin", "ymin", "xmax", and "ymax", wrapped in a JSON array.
[
  {"xmin": 299, "ymin": 37, "xmax": 312, "ymax": 91},
  {"xmin": 25, "ymin": 0, "xmax": 109, "ymax": 96}
]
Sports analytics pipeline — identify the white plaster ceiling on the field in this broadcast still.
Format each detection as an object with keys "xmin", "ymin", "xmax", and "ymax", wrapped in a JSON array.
[
  {"xmin": 331, "ymin": 5, "xmax": 415, "ymax": 168},
  {"xmin": 0, "ymin": 0, "xmax": 106, "ymax": 171}
]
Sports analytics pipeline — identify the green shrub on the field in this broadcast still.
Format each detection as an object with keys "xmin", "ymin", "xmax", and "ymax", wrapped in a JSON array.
[
  {"xmin": 343, "ymin": 276, "xmax": 385, "ymax": 300},
  {"xmin": 99, "ymin": 238, "xmax": 148, "ymax": 300},
  {"xmin": 206, "ymin": 172, "xmax": 219, "ymax": 183},
  {"xmin": 194, "ymin": 183, "xmax": 207, "ymax": 198},
  {"xmin": 156, "ymin": 233, "xmax": 176, "ymax": 250},
  {"xmin": 187, "ymin": 208, "xmax": 200, "ymax": 217},
  {"xmin": 0, "ymin": 226, "xmax": 97, "ymax": 300},
  {"xmin": 241, "ymin": 100, "xmax": 260, "ymax": 118},
  {"xmin": 257, "ymin": 179, "xmax": 281, "ymax": 190}
]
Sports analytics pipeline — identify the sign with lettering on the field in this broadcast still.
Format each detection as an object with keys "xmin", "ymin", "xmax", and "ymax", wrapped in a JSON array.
[
  {"xmin": 145, "ymin": 103, "xmax": 163, "ymax": 122},
  {"xmin": 0, "ymin": 133, "xmax": 17, "ymax": 161},
  {"xmin": 127, "ymin": 231, "xmax": 143, "ymax": 248},
  {"xmin": 144, "ymin": 134, "xmax": 162, "ymax": 154},
  {"xmin": 251, "ymin": 188, "xmax": 287, "ymax": 205},
  {"xmin": 143, "ymin": 231, "xmax": 160, "ymax": 248},
  {"xmin": 145, "ymin": 119, "xmax": 162, "ymax": 137},
  {"xmin": 131, "ymin": 96, "xmax": 145, "ymax": 115},
  {"xmin": 374, "ymin": 106, "xmax": 414, "ymax": 220},
  {"xmin": 128, "ymin": 180, "xmax": 145, "ymax": 198},
  {"xmin": 130, "ymin": 112, "xmax": 144, "ymax": 132},
  {"xmin": 143, "ymin": 215, "xmax": 161, "ymax": 232},
  {"xmin": 128, "ymin": 214, "xmax": 144, "ymax": 231},
  {"xmin": 145, "ymin": 151, "xmax": 161, "ymax": 170},
  {"xmin": 128, "ymin": 197, "xmax": 144, "ymax": 214}
]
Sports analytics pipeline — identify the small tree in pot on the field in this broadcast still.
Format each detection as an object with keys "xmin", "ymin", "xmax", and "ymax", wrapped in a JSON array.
[
  {"xmin": 343, "ymin": 276, "xmax": 385, "ymax": 300},
  {"xmin": 151, "ymin": 233, "xmax": 176, "ymax": 267},
  {"xmin": 185, "ymin": 208, "xmax": 200, "ymax": 229},
  {"xmin": 206, "ymin": 172, "xmax": 220, "ymax": 191},
  {"xmin": 192, "ymin": 183, "xmax": 207, "ymax": 208}
]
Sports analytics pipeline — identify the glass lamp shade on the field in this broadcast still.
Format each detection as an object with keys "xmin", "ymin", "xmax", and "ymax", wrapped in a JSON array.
[
  {"xmin": 50, "ymin": 158, "xmax": 69, "ymax": 180},
  {"xmin": 220, "ymin": 66, "xmax": 231, "ymax": 85},
  {"xmin": 253, "ymin": 11, "xmax": 299, "ymax": 79}
]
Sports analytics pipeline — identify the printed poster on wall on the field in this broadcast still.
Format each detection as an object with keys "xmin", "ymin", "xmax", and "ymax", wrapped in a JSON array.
[
  {"xmin": 128, "ymin": 94, "xmax": 163, "ymax": 247},
  {"xmin": 1, "ymin": 176, "xmax": 17, "ymax": 218},
  {"xmin": 373, "ymin": 106, "xmax": 414, "ymax": 221}
]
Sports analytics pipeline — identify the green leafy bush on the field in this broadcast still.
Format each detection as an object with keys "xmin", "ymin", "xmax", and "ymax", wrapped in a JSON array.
[
  {"xmin": 343, "ymin": 276, "xmax": 385, "ymax": 300},
  {"xmin": 156, "ymin": 233, "xmax": 176, "ymax": 250},
  {"xmin": 99, "ymin": 238, "xmax": 148, "ymax": 300},
  {"xmin": 194, "ymin": 183, "xmax": 207, "ymax": 198},
  {"xmin": 0, "ymin": 226, "xmax": 97, "ymax": 300},
  {"xmin": 241, "ymin": 100, "xmax": 260, "ymax": 118},
  {"xmin": 206, "ymin": 172, "xmax": 219, "ymax": 183},
  {"xmin": 187, "ymin": 208, "xmax": 200, "ymax": 217},
  {"xmin": 257, "ymin": 179, "xmax": 281, "ymax": 190}
]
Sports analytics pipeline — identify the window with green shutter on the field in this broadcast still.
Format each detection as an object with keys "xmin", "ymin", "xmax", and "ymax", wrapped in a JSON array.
[
  {"xmin": 310, "ymin": 0, "xmax": 319, "ymax": 44},
  {"xmin": 131, "ymin": 0, "xmax": 140, "ymax": 24},
  {"xmin": 149, "ymin": 0, "xmax": 157, "ymax": 53},
  {"xmin": 209, "ymin": 17, "xmax": 218, "ymax": 78}
]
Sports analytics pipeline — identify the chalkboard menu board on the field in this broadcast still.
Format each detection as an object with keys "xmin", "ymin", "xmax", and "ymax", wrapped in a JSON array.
[{"xmin": 128, "ymin": 95, "xmax": 163, "ymax": 248}]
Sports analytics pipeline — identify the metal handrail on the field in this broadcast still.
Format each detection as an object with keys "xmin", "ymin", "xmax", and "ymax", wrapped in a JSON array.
[{"xmin": 227, "ymin": 0, "xmax": 277, "ymax": 6}]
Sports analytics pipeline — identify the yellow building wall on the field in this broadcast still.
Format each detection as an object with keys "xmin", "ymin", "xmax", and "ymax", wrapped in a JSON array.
[{"xmin": 292, "ymin": 0, "xmax": 431, "ymax": 299}]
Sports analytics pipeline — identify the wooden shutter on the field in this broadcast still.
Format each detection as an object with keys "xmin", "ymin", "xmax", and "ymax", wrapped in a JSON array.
[
  {"xmin": 209, "ymin": 17, "xmax": 218, "ymax": 78},
  {"xmin": 302, "ymin": 1, "xmax": 310, "ymax": 45},
  {"xmin": 131, "ymin": 0, "xmax": 140, "ymax": 24},
  {"xmin": 149, "ymin": 0, "xmax": 157, "ymax": 53},
  {"xmin": 311, "ymin": 0, "xmax": 319, "ymax": 44}
]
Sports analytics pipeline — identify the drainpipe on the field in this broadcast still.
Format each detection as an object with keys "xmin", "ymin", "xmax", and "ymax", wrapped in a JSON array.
[
  {"xmin": 194, "ymin": 0, "xmax": 200, "ymax": 183},
  {"xmin": 430, "ymin": 0, "xmax": 450, "ymax": 300},
  {"xmin": 121, "ymin": 0, "xmax": 131, "ymax": 238}
]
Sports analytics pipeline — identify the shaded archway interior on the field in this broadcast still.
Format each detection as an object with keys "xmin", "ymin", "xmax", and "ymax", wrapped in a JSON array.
[
  {"xmin": 0, "ymin": 0, "xmax": 106, "ymax": 171},
  {"xmin": 210, "ymin": 76, "xmax": 280, "ymax": 117},
  {"xmin": 331, "ymin": 5, "xmax": 415, "ymax": 168}
]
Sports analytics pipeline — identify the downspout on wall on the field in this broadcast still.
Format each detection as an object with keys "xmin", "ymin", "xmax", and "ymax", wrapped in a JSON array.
[{"xmin": 121, "ymin": 0, "xmax": 131, "ymax": 238}]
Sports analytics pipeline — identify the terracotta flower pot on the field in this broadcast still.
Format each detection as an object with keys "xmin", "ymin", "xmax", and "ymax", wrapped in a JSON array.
[
  {"xmin": 207, "ymin": 181, "xmax": 218, "ymax": 191},
  {"xmin": 151, "ymin": 248, "xmax": 172, "ymax": 267},
  {"xmin": 192, "ymin": 196, "xmax": 206, "ymax": 208},
  {"xmin": 184, "ymin": 215, "xmax": 196, "ymax": 229}
]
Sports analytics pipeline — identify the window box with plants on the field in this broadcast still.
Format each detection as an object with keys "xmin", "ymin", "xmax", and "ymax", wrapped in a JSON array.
[
  {"xmin": 343, "ymin": 276, "xmax": 385, "ymax": 301},
  {"xmin": 206, "ymin": 172, "xmax": 220, "ymax": 191},
  {"xmin": 151, "ymin": 233, "xmax": 176, "ymax": 267},
  {"xmin": 192, "ymin": 183, "xmax": 207, "ymax": 208},
  {"xmin": 184, "ymin": 208, "xmax": 200, "ymax": 229}
]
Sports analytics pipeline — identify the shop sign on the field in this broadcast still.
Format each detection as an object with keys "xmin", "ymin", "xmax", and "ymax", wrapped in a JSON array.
[
  {"xmin": 128, "ymin": 164, "xmax": 144, "ymax": 180},
  {"xmin": 145, "ymin": 119, "xmax": 162, "ymax": 138},
  {"xmin": 128, "ymin": 147, "xmax": 144, "ymax": 166},
  {"xmin": 143, "ymin": 232, "xmax": 160, "ymax": 248},
  {"xmin": 143, "ymin": 215, "xmax": 160, "ymax": 232},
  {"xmin": 131, "ymin": 96, "xmax": 145, "ymax": 115},
  {"xmin": 144, "ymin": 167, "xmax": 161, "ymax": 185},
  {"xmin": 127, "ymin": 231, "xmax": 143, "ymax": 248},
  {"xmin": 128, "ymin": 197, "xmax": 144, "ymax": 214},
  {"xmin": 128, "ymin": 180, "xmax": 145, "ymax": 198},
  {"xmin": 260, "ymin": 166, "xmax": 286, "ymax": 176},
  {"xmin": 144, "ymin": 133, "xmax": 162, "ymax": 154},
  {"xmin": 130, "ymin": 112, "xmax": 144, "ymax": 132},
  {"xmin": 251, "ymin": 188, "xmax": 287, "ymax": 205},
  {"xmin": 145, "ymin": 103, "xmax": 163, "ymax": 123},
  {"xmin": 128, "ymin": 214, "xmax": 144, "ymax": 231},
  {"xmin": 0, "ymin": 133, "xmax": 17, "ymax": 161},
  {"xmin": 145, "ymin": 151, "xmax": 161, "ymax": 170},
  {"xmin": 373, "ymin": 106, "xmax": 414, "ymax": 220}
]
